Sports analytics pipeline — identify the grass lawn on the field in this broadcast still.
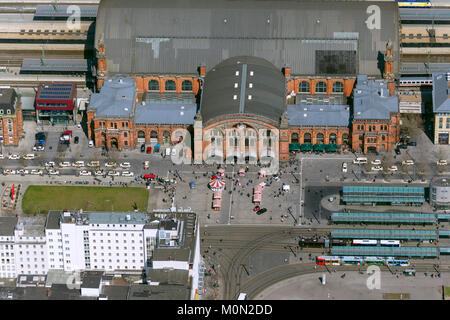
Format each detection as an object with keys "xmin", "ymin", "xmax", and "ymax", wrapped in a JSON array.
[
  {"xmin": 22, "ymin": 186, "xmax": 149, "ymax": 215},
  {"xmin": 445, "ymin": 287, "xmax": 450, "ymax": 298}
]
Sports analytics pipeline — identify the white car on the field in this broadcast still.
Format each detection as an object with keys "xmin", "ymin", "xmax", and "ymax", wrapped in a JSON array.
[
  {"xmin": 107, "ymin": 171, "xmax": 120, "ymax": 176},
  {"xmin": 0, "ymin": 154, "xmax": 4, "ymax": 159},
  {"xmin": 87, "ymin": 161, "xmax": 100, "ymax": 167},
  {"xmin": 121, "ymin": 171, "xmax": 134, "ymax": 177},
  {"xmin": 3, "ymin": 169, "xmax": 15, "ymax": 175},
  {"xmin": 371, "ymin": 159, "xmax": 382, "ymax": 165},
  {"xmin": 8, "ymin": 154, "xmax": 20, "ymax": 160},
  {"xmin": 94, "ymin": 170, "xmax": 104, "ymax": 176},
  {"xmin": 30, "ymin": 169, "xmax": 43, "ymax": 175},
  {"xmin": 342, "ymin": 162, "xmax": 348, "ymax": 173},
  {"xmin": 44, "ymin": 161, "xmax": 55, "ymax": 167},
  {"xmin": 79, "ymin": 170, "xmax": 91, "ymax": 176},
  {"xmin": 371, "ymin": 166, "xmax": 383, "ymax": 171},
  {"xmin": 23, "ymin": 154, "xmax": 36, "ymax": 160},
  {"xmin": 437, "ymin": 160, "xmax": 448, "ymax": 166},
  {"xmin": 387, "ymin": 165, "xmax": 398, "ymax": 172},
  {"xmin": 120, "ymin": 162, "xmax": 131, "ymax": 168},
  {"xmin": 143, "ymin": 161, "xmax": 150, "ymax": 169},
  {"xmin": 88, "ymin": 140, "xmax": 94, "ymax": 148},
  {"xmin": 59, "ymin": 161, "xmax": 71, "ymax": 167},
  {"xmin": 402, "ymin": 160, "xmax": 414, "ymax": 166},
  {"xmin": 105, "ymin": 162, "xmax": 117, "ymax": 168},
  {"xmin": 17, "ymin": 169, "xmax": 29, "ymax": 175},
  {"xmin": 73, "ymin": 161, "xmax": 85, "ymax": 168},
  {"xmin": 48, "ymin": 169, "xmax": 60, "ymax": 175},
  {"xmin": 32, "ymin": 145, "xmax": 44, "ymax": 152}
]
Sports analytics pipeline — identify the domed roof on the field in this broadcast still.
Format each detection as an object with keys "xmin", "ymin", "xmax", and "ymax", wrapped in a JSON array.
[{"xmin": 200, "ymin": 56, "xmax": 286, "ymax": 125}]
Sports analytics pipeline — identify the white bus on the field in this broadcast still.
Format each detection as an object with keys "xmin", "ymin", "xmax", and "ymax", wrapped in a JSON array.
[{"xmin": 380, "ymin": 240, "xmax": 400, "ymax": 247}]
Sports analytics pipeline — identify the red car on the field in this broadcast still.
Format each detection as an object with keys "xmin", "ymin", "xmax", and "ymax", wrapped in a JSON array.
[
  {"xmin": 253, "ymin": 206, "xmax": 260, "ymax": 212},
  {"xmin": 146, "ymin": 146, "xmax": 152, "ymax": 154},
  {"xmin": 63, "ymin": 130, "xmax": 72, "ymax": 136}
]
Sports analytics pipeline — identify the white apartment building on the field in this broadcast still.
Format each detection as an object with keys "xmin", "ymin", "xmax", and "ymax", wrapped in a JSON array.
[{"xmin": 0, "ymin": 217, "xmax": 18, "ymax": 278}]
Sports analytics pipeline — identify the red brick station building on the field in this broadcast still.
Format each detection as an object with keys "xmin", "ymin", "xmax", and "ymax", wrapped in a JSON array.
[{"xmin": 88, "ymin": 0, "xmax": 401, "ymax": 161}]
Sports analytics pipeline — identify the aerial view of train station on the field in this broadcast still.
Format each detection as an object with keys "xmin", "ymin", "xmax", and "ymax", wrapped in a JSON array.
[{"xmin": 0, "ymin": 0, "xmax": 450, "ymax": 309}]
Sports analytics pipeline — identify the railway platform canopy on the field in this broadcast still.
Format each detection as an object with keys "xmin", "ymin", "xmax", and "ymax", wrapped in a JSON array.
[
  {"xmin": 438, "ymin": 214, "xmax": 450, "ymax": 221},
  {"xmin": 331, "ymin": 246, "xmax": 439, "ymax": 258},
  {"xmin": 21, "ymin": 59, "xmax": 89, "ymax": 74},
  {"xmin": 34, "ymin": 5, "xmax": 98, "ymax": 19},
  {"xmin": 439, "ymin": 230, "xmax": 450, "ymax": 237},
  {"xmin": 342, "ymin": 185, "xmax": 425, "ymax": 206},
  {"xmin": 440, "ymin": 248, "xmax": 450, "ymax": 255},
  {"xmin": 331, "ymin": 229, "xmax": 438, "ymax": 240},
  {"xmin": 400, "ymin": 8, "xmax": 450, "ymax": 22},
  {"xmin": 331, "ymin": 212, "xmax": 436, "ymax": 224}
]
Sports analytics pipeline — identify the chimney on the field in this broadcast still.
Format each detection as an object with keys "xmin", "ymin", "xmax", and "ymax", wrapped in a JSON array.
[
  {"xmin": 199, "ymin": 63, "xmax": 206, "ymax": 77},
  {"xmin": 283, "ymin": 65, "xmax": 291, "ymax": 78}
]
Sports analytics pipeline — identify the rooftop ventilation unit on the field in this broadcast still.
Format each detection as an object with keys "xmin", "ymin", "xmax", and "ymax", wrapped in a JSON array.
[
  {"xmin": 235, "ymin": 71, "xmax": 239, "ymax": 76},
  {"xmin": 250, "ymin": 71, "xmax": 254, "ymax": 76},
  {"xmin": 180, "ymin": 111, "xmax": 184, "ymax": 116},
  {"xmin": 233, "ymin": 95, "xmax": 237, "ymax": 100},
  {"xmin": 248, "ymin": 95, "xmax": 252, "ymax": 100},
  {"xmin": 249, "ymin": 83, "xmax": 253, "ymax": 88},
  {"xmin": 234, "ymin": 83, "xmax": 238, "ymax": 88}
]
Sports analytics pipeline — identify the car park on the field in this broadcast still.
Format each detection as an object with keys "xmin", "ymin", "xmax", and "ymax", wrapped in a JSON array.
[
  {"xmin": 371, "ymin": 166, "xmax": 383, "ymax": 171},
  {"xmin": 94, "ymin": 170, "xmax": 104, "ymax": 176},
  {"xmin": 437, "ymin": 160, "xmax": 447, "ymax": 166},
  {"xmin": 342, "ymin": 162, "xmax": 347, "ymax": 173},
  {"xmin": 8, "ymin": 154, "xmax": 20, "ymax": 160},
  {"xmin": 105, "ymin": 162, "xmax": 117, "ymax": 168},
  {"xmin": 371, "ymin": 159, "xmax": 381, "ymax": 165},
  {"xmin": 59, "ymin": 161, "xmax": 71, "ymax": 167},
  {"xmin": 23, "ymin": 154, "xmax": 36, "ymax": 160},
  {"xmin": 387, "ymin": 165, "xmax": 398, "ymax": 172},
  {"xmin": 44, "ymin": 161, "xmax": 55, "ymax": 167},
  {"xmin": 402, "ymin": 160, "xmax": 414, "ymax": 166},
  {"xmin": 121, "ymin": 171, "xmax": 134, "ymax": 177},
  {"xmin": 79, "ymin": 170, "xmax": 91, "ymax": 176},
  {"xmin": 120, "ymin": 162, "xmax": 131, "ymax": 168},
  {"xmin": 73, "ymin": 161, "xmax": 85, "ymax": 167},
  {"xmin": 107, "ymin": 171, "xmax": 120, "ymax": 176},
  {"xmin": 48, "ymin": 169, "xmax": 60, "ymax": 175},
  {"xmin": 30, "ymin": 169, "xmax": 43, "ymax": 175},
  {"xmin": 87, "ymin": 161, "xmax": 100, "ymax": 167}
]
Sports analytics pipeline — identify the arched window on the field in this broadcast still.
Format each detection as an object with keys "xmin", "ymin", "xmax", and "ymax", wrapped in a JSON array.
[
  {"xmin": 150, "ymin": 131, "xmax": 158, "ymax": 138},
  {"xmin": 304, "ymin": 133, "xmax": 312, "ymax": 143},
  {"xmin": 332, "ymin": 82, "xmax": 343, "ymax": 93},
  {"xmin": 342, "ymin": 133, "xmax": 349, "ymax": 144},
  {"xmin": 148, "ymin": 80, "xmax": 159, "ymax": 91},
  {"xmin": 315, "ymin": 81, "xmax": 327, "ymax": 93},
  {"xmin": 329, "ymin": 133, "xmax": 337, "ymax": 144},
  {"xmin": 181, "ymin": 80, "xmax": 192, "ymax": 91},
  {"xmin": 291, "ymin": 133, "xmax": 299, "ymax": 143},
  {"xmin": 165, "ymin": 80, "xmax": 176, "ymax": 91},
  {"xmin": 137, "ymin": 131, "xmax": 145, "ymax": 139},
  {"xmin": 316, "ymin": 133, "xmax": 324, "ymax": 144},
  {"xmin": 299, "ymin": 81, "xmax": 310, "ymax": 93}
]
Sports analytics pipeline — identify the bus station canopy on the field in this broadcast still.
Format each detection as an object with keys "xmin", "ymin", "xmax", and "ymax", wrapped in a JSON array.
[
  {"xmin": 331, "ymin": 212, "xmax": 436, "ymax": 224},
  {"xmin": 289, "ymin": 143, "xmax": 301, "ymax": 151},
  {"xmin": 331, "ymin": 229, "xmax": 438, "ymax": 240},
  {"xmin": 331, "ymin": 246, "xmax": 439, "ymax": 257},
  {"xmin": 301, "ymin": 143, "xmax": 313, "ymax": 151},
  {"xmin": 325, "ymin": 144, "xmax": 338, "ymax": 152},
  {"xmin": 313, "ymin": 144, "xmax": 325, "ymax": 152}
]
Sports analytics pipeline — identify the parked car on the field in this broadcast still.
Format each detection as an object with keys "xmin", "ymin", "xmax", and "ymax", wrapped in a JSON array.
[
  {"xmin": 121, "ymin": 171, "xmax": 134, "ymax": 177},
  {"xmin": 256, "ymin": 208, "xmax": 267, "ymax": 215},
  {"xmin": 107, "ymin": 171, "xmax": 120, "ymax": 176},
  {"xmin": 253, "ymin": 206, "xmax": 261, "ymax": 212},
  {"xmin": 23, "ymin": 154, "xmax": 36, "ymax": 160},
  {"xmin": 105, "ymin": 162, "xmax": 117, "ymax": 168},
  {"xmin": 120, "ymin": 162, "xmax": 131, "ymax": 168},
  {"xmin": 30, "ymin": 169, "xmax": 43, "ymax": 175},
  {"xmin": 437, "ymin": 160, "xmax": 448, "ymax": 166},
  {"xmin": 141, "ymin": 144, "xmax": 145, "ymax": 153},
  {"xmin": 371, "ymin": 159, "xmax": 382, "ymax": 165},
  {"xmin": 371, "ymin": 166, "xmax": 383, "ymax": 171},
  {"xmin": 87, "ymin": 161, "xmax": 100, "ymax": 167},
  {"xmin": 395, "ymin": 148, "xmax": 401, "ymax": 155},
  {"xmin": 32, "ymin": 144, "xmax": 44, "ymax": 151},
  {"xmin": 73, "ymin": 161, "xmax": 85, "ymax": 167},
  {"xmin": 48, "ymin": 169, "xmax": 60, "ymax": 175},
  {"xmin": 79, "ymin": 170, "xmax": 91, "ymax": 176},
  {"xmin": 3, "ymin": 169, "xmax": 15, "ymax": 175},
  {"xmin": 44, "ymin": 161, "xmax": 55, "ymax": 167},
  {"xmin": 94, "ymin": 170, "xmax": 104, "ymax": 176},
  {"xmin": 0, "ymin": 154, "xmax": 4, "ymax": 159},
  {"xmin": 402, "ymin": 160, "xmax": 415, "ymax": 166},
  {"xmin": 8, "ymin": 154, "xmax": 20, "ymax": 160},
  {"xmin": 143, "ymin": 161, "xmax": 150, "ymax": 170},
  {"xmin": 342, "ymin": 162, "xmax": 347, "ymax": 173},
  {"xmin": 407, "ymin": 141, "xmax": 416, "ymax": 146},
  {"xmin": 399, "ymin": 144, "xmax": 408, "ymax": 149},
  {"xmin": 387, "ymin": 165, "xmax": 398, "ymax": 172},
  {"xmin": 59, "ymin": 161, "xmax": 71, "ymax": 167},
  {"xmin": 88, "ymin": 140, "xmax": 94, "ymax": 148},
  {"xmin": 74, "ymin": 136, "xmax": 79, "ymax": 144}
]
